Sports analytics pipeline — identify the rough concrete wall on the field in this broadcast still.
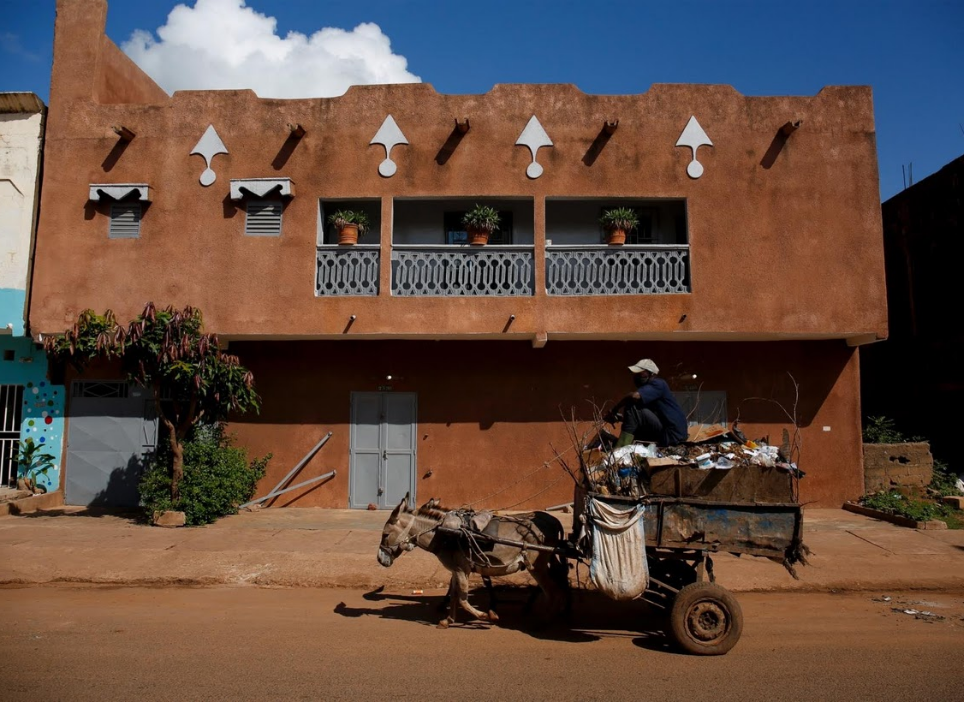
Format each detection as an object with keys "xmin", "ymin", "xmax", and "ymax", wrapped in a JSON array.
[{"xmin": 863, "ymin": 442, "xmax": 934, "ymax": 492}]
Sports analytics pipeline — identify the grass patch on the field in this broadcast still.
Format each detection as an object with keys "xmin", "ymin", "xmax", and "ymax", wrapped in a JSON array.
[{"xmin": 860, "ymin": 490, "xmax": 962, "ymax": 529}]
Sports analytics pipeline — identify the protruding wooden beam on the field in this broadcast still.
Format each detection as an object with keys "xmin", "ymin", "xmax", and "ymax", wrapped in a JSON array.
[
  {"xmin": 603, "ymin": 120, "xmax": 619, "ymax": 135},
  {"xmin": 112, "ymin": 125, "xmax": 135, "ymax": 142},
  {"xmin": 456, "ymin": 118, "xmax": 470, "ymax": 133},
  {"xmin": 287, "ymin": 123, "xmax": 306, "ymax": 138},
  {"xmin": 779, "ymin": 120, "xmax": 802, "ymax": 137}
]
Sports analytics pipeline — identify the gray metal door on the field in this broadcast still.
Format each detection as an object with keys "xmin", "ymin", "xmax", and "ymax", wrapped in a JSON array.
[
  {"xmin": 349, "ymin": 392, "xmax": 416, "ymax": 509},
  {"xmin": 65, "ymin": 382, "xmax": 158, "ymax": 507}
]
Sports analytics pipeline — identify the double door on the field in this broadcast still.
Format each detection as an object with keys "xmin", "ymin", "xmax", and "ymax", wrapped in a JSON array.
[{"xmin": 349, "ymin": 392, "xmax": 416, "ymax": 509}]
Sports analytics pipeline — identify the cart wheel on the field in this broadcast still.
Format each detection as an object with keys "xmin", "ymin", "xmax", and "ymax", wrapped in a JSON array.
[{"xmin": 669, "ymin": 582, "xmax": 743, "ymax": 656}]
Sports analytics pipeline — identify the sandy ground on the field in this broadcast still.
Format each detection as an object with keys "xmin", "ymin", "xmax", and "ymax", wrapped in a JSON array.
[{"xmin": 2, "ymin": 584, "xmax": 962, "ymax": 701}]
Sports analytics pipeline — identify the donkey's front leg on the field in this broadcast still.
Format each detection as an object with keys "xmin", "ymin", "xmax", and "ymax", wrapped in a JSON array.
[{"xmin": 437, "ymin": 572, "xmax": 460, "ymax": 629}]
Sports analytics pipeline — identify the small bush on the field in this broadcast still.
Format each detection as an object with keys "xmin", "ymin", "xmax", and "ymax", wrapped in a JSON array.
[
  {"xmin": 140, "ymin": 423, "xmax": 271, "ymax": 526},
  {"xmin": 861, "ymin": 490, "xmax": 950, "ymax": 523},
  {"xmin": 862, "ymin": 415, "xmax": 927, "ymax": 443},
  {"xmin": 929, "ymin": 459, "xmax": 963, "ymax": 497}
]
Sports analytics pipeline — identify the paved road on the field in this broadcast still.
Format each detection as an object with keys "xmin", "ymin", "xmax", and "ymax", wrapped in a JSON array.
[{"xmin": 3, "ymin": 585, "xmax": 962, "ymax": 701}]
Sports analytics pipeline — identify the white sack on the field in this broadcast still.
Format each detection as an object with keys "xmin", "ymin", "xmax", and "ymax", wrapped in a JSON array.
[{"xmin": 587, "ymin": 496, "xmax": 648, "ymax": 601}]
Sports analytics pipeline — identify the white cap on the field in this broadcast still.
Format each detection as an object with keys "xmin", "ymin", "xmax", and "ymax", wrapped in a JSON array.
[{"xmin": 628, "ymin": 358, "xmax": 659, "ymax": 375}]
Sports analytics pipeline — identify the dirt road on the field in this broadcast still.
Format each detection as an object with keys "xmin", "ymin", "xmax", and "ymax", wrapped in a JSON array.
[{"xmin": 3, "ymin": 585, "xmax": 962, "ymax": 700}]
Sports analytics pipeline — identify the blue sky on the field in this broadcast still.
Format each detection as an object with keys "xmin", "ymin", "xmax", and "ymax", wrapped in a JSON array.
[{"xmin": 2, "ymin": 0, "xmax": 962, "ymax": 201}]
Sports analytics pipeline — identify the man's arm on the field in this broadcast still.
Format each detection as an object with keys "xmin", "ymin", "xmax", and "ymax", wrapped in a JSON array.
[{"xmin": 605, "ymin": 391, "xmax": 641, "ymax": 422}]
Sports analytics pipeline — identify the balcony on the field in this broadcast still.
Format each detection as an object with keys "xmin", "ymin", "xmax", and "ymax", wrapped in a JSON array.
[
  {"xmin": 391, "ymin": 245, "xmax": 534, "ymax": 297},
  {"xmin": 313, "ymin": 196, "xmax": 691, "ymax": 297},
  {"xmin": 545, "ymin": 245, "xmax": 690, "ymax": 296}
]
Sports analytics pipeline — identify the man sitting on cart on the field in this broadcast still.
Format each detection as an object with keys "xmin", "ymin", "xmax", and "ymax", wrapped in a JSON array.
[{"xmin": 606, "ymin": 358, "xmax": 688, "ymax": 449}]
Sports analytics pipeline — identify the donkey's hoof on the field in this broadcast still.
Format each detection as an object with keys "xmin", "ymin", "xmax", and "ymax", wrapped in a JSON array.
[
  {"xmin": 436, "ymin": 619, "xmax": 451, "ymax": 629},
  {"xmin": 487, "ymin": 610, "xmax": 500, "ymax": 622}
]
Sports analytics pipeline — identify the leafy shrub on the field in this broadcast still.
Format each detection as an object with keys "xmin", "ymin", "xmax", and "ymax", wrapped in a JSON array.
[
  {"xmin": 862, "ymin": 416, "xmax": 905, "ymax": 443},
  {"xmin": 140, "ymin": 423, "xmax": 271, "ymax": 525},
  {"xmin": 862, "ymin": 416, "xmax": 924, "ymax": 444},
  {"xmin": 461, "ymin": 204, "xmax": 501, "ymax": 233},
  {"xmin": 326, "ymin": 209, "xmax": 370, "ymax": 234},
  {"xmin": 599, "ymin": 207, "xmax": 640, "ymax": 232},
  {"xmin": 17, "ymin": 438, "xmax": 56, "ymax": 490},
  {"xmin": 930, "ymin": 459, "xmax": 963, "ymax": 497},
  {"xmin": 861, "ymin": 490, "xmax": 951, "ymax": 523}
]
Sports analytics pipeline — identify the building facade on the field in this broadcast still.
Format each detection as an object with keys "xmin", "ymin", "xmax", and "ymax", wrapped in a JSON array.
[
  {"xmin": 0, "ymin": 92, "xmax": 66, "ymax": 493},
  {"xmin": 861, "ymin": 153, "xmax": 963, "ymax": 463},
  {"xmin": 30, "ymin": 0, "xmax": 888, "ymax": 509}
]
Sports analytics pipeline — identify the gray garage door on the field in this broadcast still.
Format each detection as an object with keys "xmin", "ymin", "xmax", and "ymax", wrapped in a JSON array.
[{"xmin": 65, "ymin": 381, "xmax": 158, "ymax": 507}]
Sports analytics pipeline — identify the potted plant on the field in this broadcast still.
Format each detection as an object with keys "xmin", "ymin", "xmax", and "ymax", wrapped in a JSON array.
[
  {"xmin": 327, "ymin": 209, "xmax": 371, "ymax": 246},
  {"xmin": 16, "ymin": 438, "xmax": 55, "ymax": 494},
  {"xmin": 462, "ymin": 204, "xmax": 501, "ymax": 245},
  {"xmin": 599, "ymin": 207, "xmax": 639, "ymax": 246}
]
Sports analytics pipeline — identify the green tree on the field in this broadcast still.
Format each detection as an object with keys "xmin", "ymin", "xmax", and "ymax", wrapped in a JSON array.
[{"xmin": 44, "ymin": 303, "xmax": 260, "ymax": 501}]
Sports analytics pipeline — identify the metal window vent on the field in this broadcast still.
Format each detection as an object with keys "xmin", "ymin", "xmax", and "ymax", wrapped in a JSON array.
[
  {"xmin": 245, "ymin": 200, "xmax": 283, "ymax": 237},
  {"xmin": 109, "ymin": 202, "xmax": 142, "ymax": 239},
  {"xmin": 72, "ymin": 381, "xmax": 130, "ymax": 399}
]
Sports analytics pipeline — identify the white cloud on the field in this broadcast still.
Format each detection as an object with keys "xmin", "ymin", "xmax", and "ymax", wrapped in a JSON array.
[{"xmin": 121, "ymin": 0, "xmax": 421, "ymax": 98}]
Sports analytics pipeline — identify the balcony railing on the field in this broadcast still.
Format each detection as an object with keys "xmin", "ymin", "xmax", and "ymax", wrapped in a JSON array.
[
  {"xmin": 545, "ymin": 245, "xmax": 690, "ymax": 296},
  {"xmin": 392, "ymin": 246, "xmax": 535, "ymax": 297},
  {"xmin": 316, "ymin": 245, "xmax": 379, "ymax": 296}
]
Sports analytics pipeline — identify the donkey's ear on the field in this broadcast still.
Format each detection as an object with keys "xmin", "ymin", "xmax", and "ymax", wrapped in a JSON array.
[{"xmin": 388, "ymin": 496, "xmax": 405, "ymax": 524}]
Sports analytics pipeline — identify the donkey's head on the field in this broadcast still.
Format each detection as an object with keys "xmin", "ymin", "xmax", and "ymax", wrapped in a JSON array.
[{"xmin": 377, "ymin": 492, "xmax": 415, "ymax": 567}]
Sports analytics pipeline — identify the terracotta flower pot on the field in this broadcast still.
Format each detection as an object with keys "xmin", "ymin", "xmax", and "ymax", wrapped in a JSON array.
[
  {"xmin": 468, "ymin": 226, "xmax": 490, "ymax": 245},
  {"xmin": 606, "ymin": 228, "xmax": 627, "ymax": 246},
  {"xmin": 338, "ymin": 224, "xmax": 359, "ymax": 245}
]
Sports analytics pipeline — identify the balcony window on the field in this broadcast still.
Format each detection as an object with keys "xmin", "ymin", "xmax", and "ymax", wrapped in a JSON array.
[
  {"xmin": 317, "ymin": 199, "xmax": 381, "ymax": 246},
  {"xmin": 546, "ymin": 198, "xmax": 687, "ymax": 246},
  {"xmin": 392, "ymin": 198, "xmax": 533, "ymax": 246},
  {"xmin": 391, "ymin": 198, "xmax": 534, "ymax": 296},
  {"xmin": 316, "ymin": 198, "xmax": 381, "ymax": 296},
  {"xmin": 545, "ymin": 198, "xmax": 691, "ymax": 296}
]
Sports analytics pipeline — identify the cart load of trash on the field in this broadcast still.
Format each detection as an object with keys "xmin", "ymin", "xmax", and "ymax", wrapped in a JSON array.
[{"xmin": 580, "ymin": 423, "xmax": 805, "ymax": 503}]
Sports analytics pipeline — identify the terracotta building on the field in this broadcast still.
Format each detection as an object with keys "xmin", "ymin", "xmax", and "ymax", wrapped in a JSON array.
[{"xmin": 30, "ymin": 0, "xmax": 888, "ymax": 509}]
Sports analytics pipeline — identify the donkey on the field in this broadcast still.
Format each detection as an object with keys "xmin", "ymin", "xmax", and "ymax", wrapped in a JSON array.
[{"xmin": 377, "ymin": 493, "xmax": 570, "ymax": 628}]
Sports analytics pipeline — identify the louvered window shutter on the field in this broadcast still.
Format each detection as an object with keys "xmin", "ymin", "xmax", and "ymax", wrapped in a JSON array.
[
  {"xmin": 245, "ymin": 200, "xmax": 283, "ymax": 236},
  {"xmin": 109, "ymin": 203, "xmax": 142, "ymax": 238}
]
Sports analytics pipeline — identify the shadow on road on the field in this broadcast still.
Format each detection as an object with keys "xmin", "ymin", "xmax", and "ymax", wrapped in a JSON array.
[
  {"xmin": 335, "ymin": 585, "xmax": 674, "ymax": 647},
  {"xmin": 14, "ymin": 506, "xmax": 146, "ymax": 523}
]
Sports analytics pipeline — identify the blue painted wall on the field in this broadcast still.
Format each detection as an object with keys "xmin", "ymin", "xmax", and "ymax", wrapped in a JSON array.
[
  {"xmin": 0, "ymin": 336, "xmax": 65, "ymax": 492},
  {"xmin": 0, "ymin": 288, "xmax": 27, "ymax": 337}
]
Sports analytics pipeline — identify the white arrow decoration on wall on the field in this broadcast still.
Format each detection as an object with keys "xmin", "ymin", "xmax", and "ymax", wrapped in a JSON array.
[
  {"xmin": 516, "ymin": 116, "xmax": 553, "ymax": 179},
  {"xmin": 190, "ymin": 125, "xmax": 229, "ymax": 187},
  {"xmin": 676, "ymin": 116, "xmax": 713, "ymax": 179},
  {"xmin": 370, "ymin": 115, "xmax": 409, "ymax": 177}
]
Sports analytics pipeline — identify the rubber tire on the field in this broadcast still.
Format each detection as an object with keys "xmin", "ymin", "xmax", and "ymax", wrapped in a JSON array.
[{"xmin": 669, "ymin": 582, "xmax": 743, "ymax": 656}]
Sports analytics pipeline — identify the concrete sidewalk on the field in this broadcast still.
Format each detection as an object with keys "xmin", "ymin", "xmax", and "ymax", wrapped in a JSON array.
[{"xmin": 1, "ymin": 506, "xmax": 963, "ymax": 593}]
